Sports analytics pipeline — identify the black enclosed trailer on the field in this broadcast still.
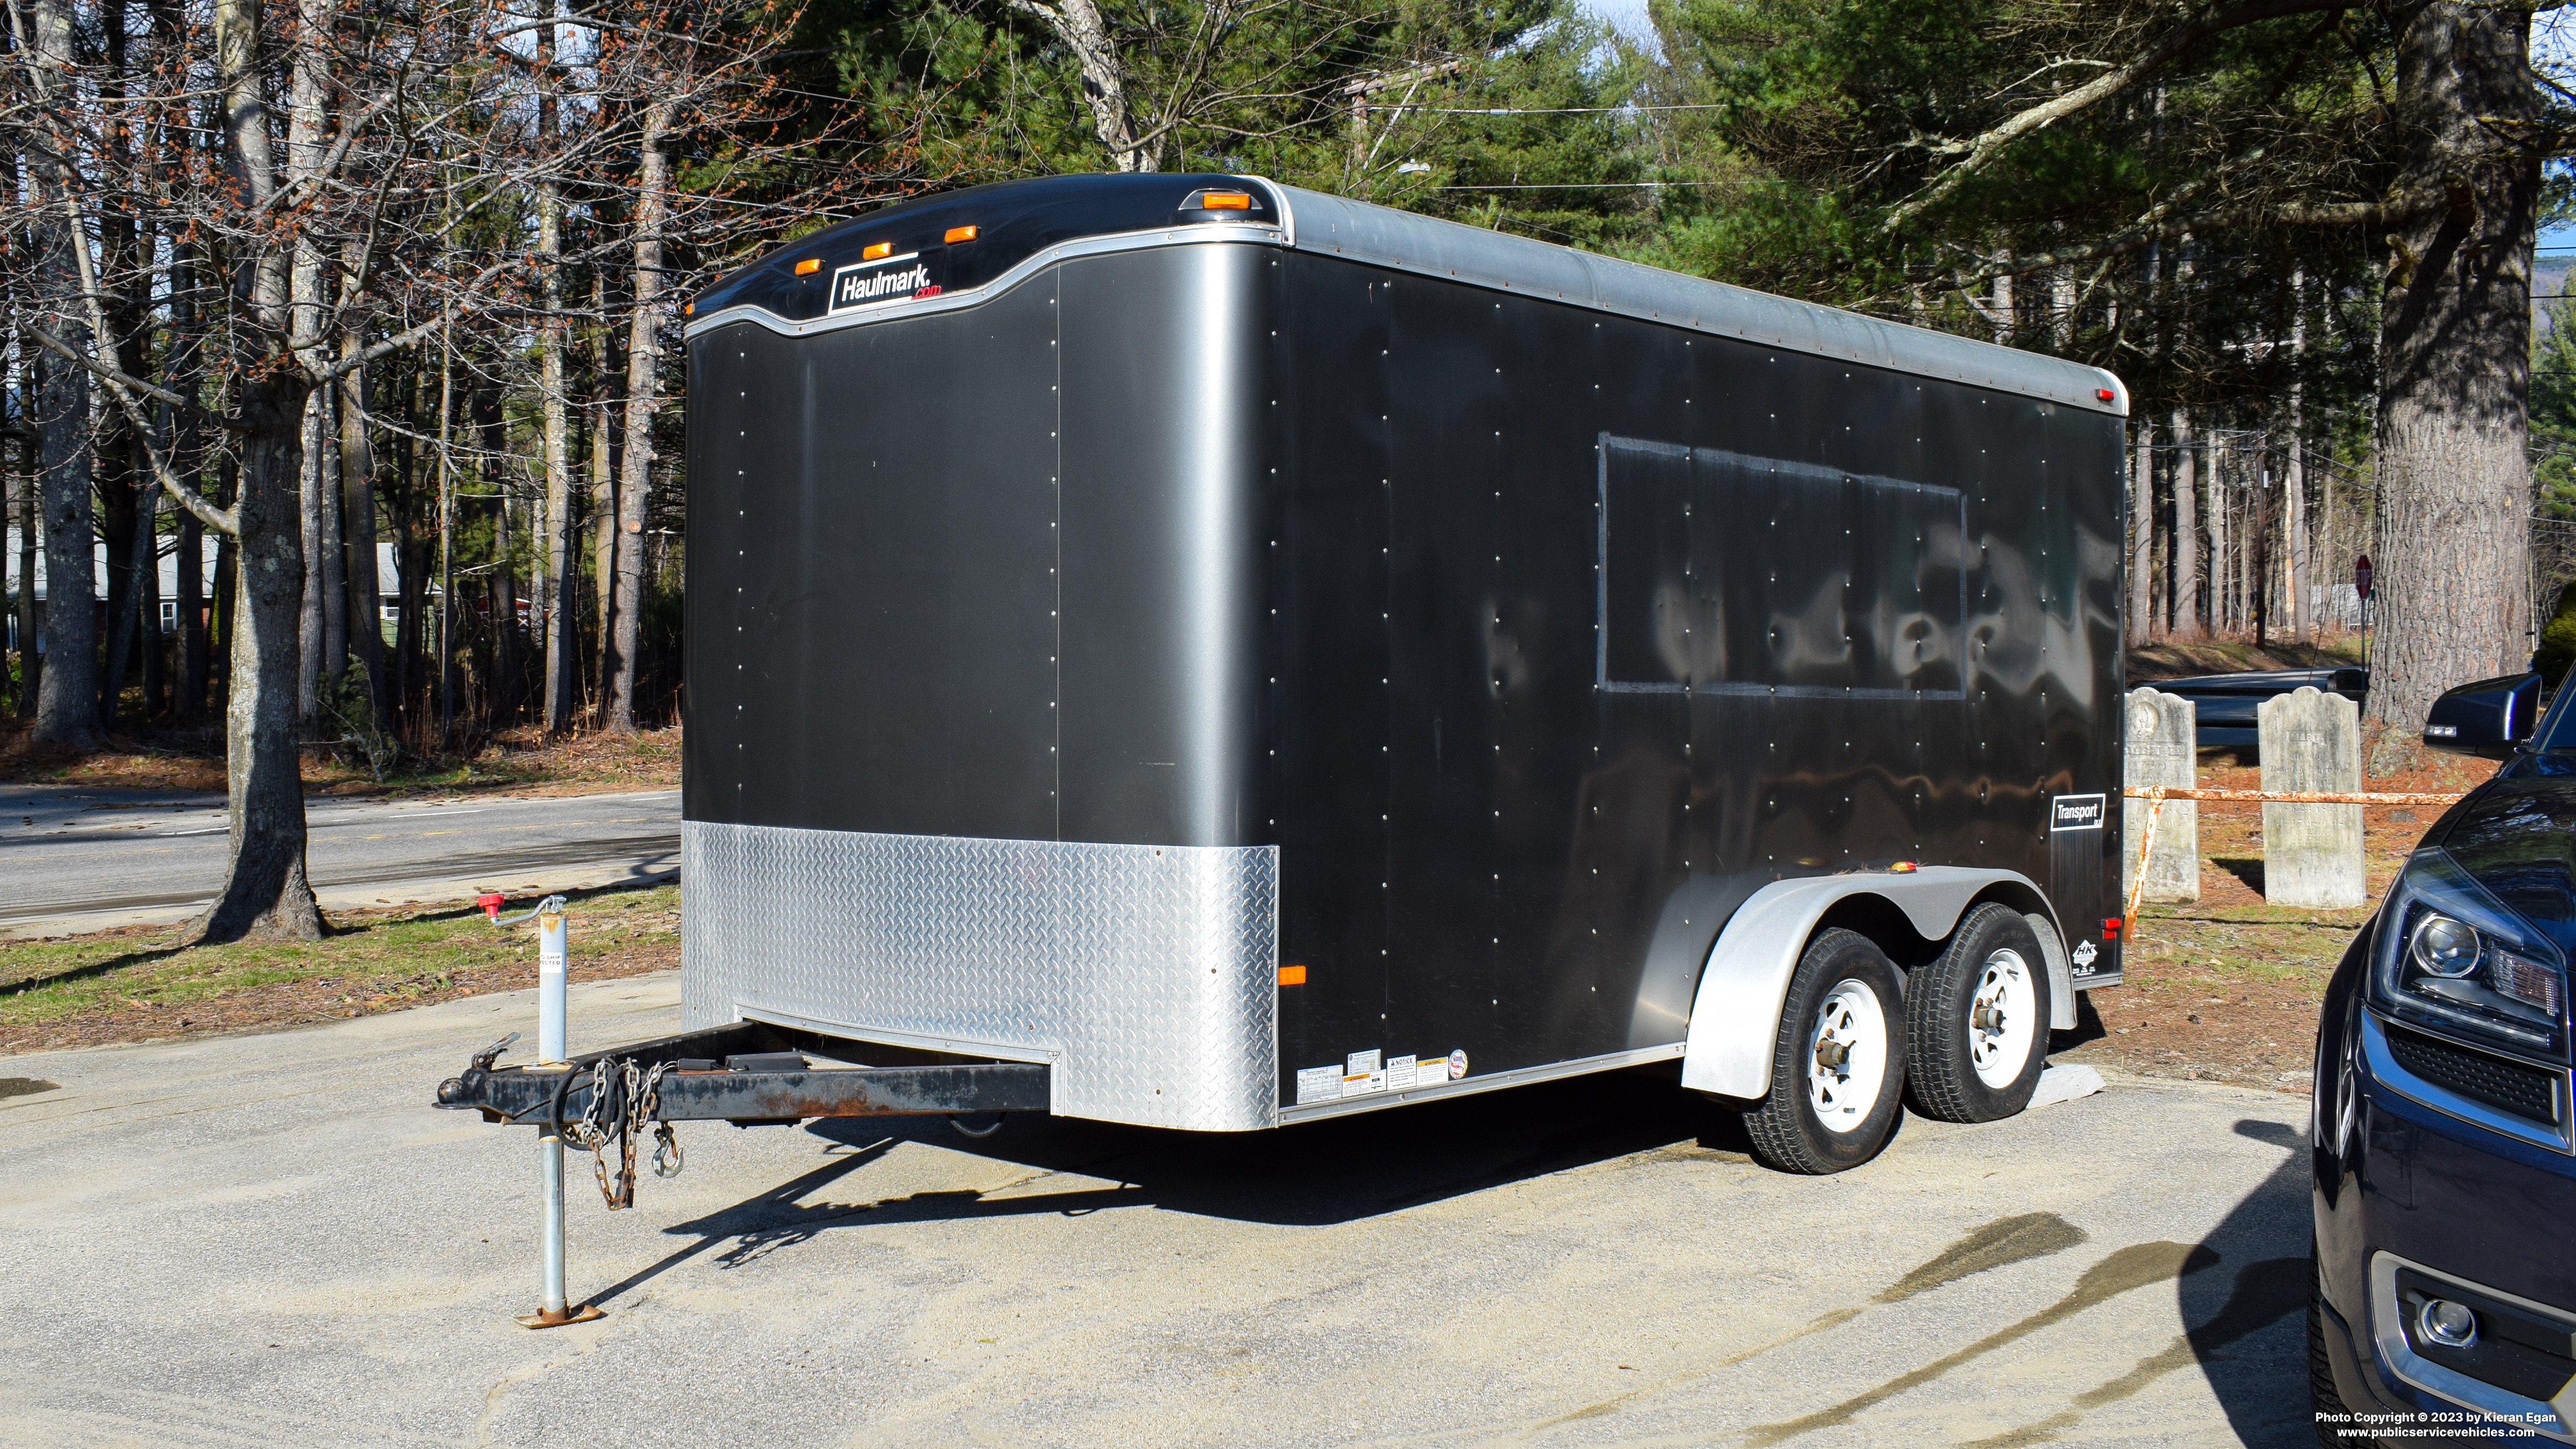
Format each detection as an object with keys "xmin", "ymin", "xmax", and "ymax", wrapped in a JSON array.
[{"xmin": 451, "ymin": 173, "xmax": 2130, "ymax": 1177}]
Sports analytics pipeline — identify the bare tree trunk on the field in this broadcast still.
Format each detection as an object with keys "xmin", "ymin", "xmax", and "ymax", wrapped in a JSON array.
[
  {"xmin": 203, "ymin": 377, "xmax": 321, "ymax": 940},
  {"xmin": 2128, "ymin": 417, "xmax": 2154, "ymax": 642},
  {"xmin": 591, "ymin": 271, "xmax": 616, "ymax": 720},
  {"xmin": 133, "ymin": 480, "xmax": 162, "ymax": 719},
  {"xmin": 24, "ymin": 0, "xmax": 99, "ymax": 747},
  {"xmin": 14, "ymin": 412, "xmax": 38, "ymax": 719},
  {"xmin": 318, "ymin": 378, "xmax": 346, "ymax": 693},
  {"xmin": 2364, "ymin": 0, "xmax": 2542, "ymax": 770},
  {"xmin": 1007, "ymin": 0, "xmax": 1151, "ymax": 170},
  {"xmin": 170, "ymin": 246, "xmax": 207, "ymax": 723},
  {"xmin": 606, "ymin": 97, "xmax": 679, "ymax": 733},
  {"xmin": 537, "ymin": 21, "xmax": 575, "ymax": 733},
  {"xmin": 340, "ymin": 307, "xmax": 384, "ymax": 721},
  {"xmin": 196, "ymin": 0, "xmax": 321, "ymax": 942},
  {"xmin": 297, "ymin": 389, "xmax": 326, "ymax": 719},
  {"xmin": 2170, "ymin": 407, "xmax": 2199, "ymax": 638}
]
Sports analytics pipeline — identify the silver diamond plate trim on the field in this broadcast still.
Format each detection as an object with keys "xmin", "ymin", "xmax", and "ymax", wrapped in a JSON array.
[{"xmin": 683, "ymin": 822, "xmax": 1280, "ymax": 1131}]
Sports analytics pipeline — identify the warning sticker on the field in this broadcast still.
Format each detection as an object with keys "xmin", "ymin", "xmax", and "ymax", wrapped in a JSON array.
[
  {"xmin": 1294, "ymin": 1065, "xmax": 1341, "ymax": 1106},
  {"xmin": 1342, "ymin": 1070, "xmax": 1386, "ymax": 1098},
  {"xmin": 1387, "ymin": 1054, "xmax": 1419, "ymax": 1091}
]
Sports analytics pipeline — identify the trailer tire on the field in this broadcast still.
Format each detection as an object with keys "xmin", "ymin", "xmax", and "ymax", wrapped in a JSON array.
[
  {"xmin": 1905, "ymin": 903, "xmax": 2052, "ymax": 1123},
  {"xmin": 1741, "ymin": 929, "xmax": 1908, "ymax": 1174}
]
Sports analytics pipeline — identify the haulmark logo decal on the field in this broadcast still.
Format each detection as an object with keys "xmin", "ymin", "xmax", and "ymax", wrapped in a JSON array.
[
  {"xmin": 829, "ymin": 254, "xmax": 935, "ymax": 312},
  {"xmin": 2050, "ymin": 793, "xmax": 2107, "ymax": 831}
]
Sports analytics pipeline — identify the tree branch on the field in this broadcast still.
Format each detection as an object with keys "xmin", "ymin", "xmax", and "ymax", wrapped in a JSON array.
[
  {"xmin": 1882, "ymin": 0, "xmax": 2361, "ymax": 232},
  {"xmin": 19, "ymin": 326, "xmax": 242, "ymax": 535}
]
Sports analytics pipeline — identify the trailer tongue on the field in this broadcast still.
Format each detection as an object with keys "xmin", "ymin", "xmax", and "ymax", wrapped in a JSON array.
[{"xmin": 433, "ymin": 1024, "xmax": 1051, "ymax": 1132}]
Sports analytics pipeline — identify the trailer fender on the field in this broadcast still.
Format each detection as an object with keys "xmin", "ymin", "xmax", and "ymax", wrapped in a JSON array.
[{"xmin": 1678, "ymin": 867, "xmax": 2067, "ymax": 1100}]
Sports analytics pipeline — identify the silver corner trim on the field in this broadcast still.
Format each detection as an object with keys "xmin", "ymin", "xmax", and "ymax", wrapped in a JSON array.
[
  {"xmin": 1277, "ymin": 1042, "xmax": 1684, "ymax": 1126},
  {"xmin": 1234, "ymin": 174, "xmax": 1294, "ymax": 246},
  {"xmin": 2360, "ymin": 1010, "xmax": 2573, "ymax": 1155},
  {"xmin": 2369, "ymin": 1250, "xmax": 2576, "ymax": 1442},
  {"xmin": 682, "ymin": 222, "xmax": 1288, "ymax": 342}
]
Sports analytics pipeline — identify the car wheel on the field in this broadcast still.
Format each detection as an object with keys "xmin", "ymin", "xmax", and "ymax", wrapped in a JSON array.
[
  {"xmin": 1743, "ymin": 928, "xmax": 1908, "ymax": 1174},
  {"xmin": 2310, "ymin": 1246, "xmax": 2375, "ymax": 1448},
  {"xmin": 1906, "ymin": 903, "xmax": 2052, "ymax": 1123}
]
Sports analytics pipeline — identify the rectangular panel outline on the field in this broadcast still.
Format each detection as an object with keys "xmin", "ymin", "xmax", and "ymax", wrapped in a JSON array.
[{"xmin": 1594, "ymin": 432, "xmax": 1968, "ymax": 700}]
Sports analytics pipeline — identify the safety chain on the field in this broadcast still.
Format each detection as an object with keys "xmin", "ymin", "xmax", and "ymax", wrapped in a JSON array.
[{"xmin": 562, "ymin": 1058, "xmax": 682, "ymax": 1210}]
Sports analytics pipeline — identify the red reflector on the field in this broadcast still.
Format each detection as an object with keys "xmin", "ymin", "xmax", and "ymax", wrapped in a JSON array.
[
  {"xmin": 2102, "ymin": 917, "xmax": 2124, "ymax": 940},
  {"xmin": 2095, "ymin": 387, "xmax": 2115, "ymax": 402}
]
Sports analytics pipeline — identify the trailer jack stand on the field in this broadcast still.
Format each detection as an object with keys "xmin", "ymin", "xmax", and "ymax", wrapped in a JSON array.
[{"xmin": 516, "ymin": 1125, "xmax": 604, "ymax": 1330}]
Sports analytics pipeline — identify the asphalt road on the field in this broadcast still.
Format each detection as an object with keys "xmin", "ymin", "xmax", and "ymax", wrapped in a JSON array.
[
  {"xmin": 0, "ymin": 784, "xmax": 680, "ymax": 935},
  {"xmin": 0, "ymin": 974, "xmax": 2318, "ymax": 1448}
]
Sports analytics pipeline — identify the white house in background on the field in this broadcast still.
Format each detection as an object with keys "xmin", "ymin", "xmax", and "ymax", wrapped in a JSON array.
[{"xmin": 2, "ymin": 528, "xmax": 405, "ymax": 652}]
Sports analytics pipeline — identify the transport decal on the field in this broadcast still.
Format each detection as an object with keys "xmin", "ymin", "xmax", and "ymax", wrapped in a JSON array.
[
  {"xmin": 829, "ymin": 253, "xmax": 940, "ymax": 312},
  {"xmin": 2050, "ymin": 794, "xmax": 2107, "ymax": 831}
]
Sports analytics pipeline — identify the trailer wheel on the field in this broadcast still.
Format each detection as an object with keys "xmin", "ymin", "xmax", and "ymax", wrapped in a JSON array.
[
  {"xmin": 1905, "ymin": 903, "xmax": 2052, "ymax": 1123},
  {"xmin": 1741, "ymin": 929, "xmax": 1908, "ymax": 1174}
]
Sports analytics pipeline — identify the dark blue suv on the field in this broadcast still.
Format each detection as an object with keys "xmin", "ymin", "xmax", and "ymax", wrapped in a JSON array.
[{"xmin": 2312, "ymin": 669, "xmax": 2575, "ymax": 1444}]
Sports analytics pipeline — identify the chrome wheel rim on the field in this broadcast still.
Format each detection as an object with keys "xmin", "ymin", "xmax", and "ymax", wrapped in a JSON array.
[
  {"xmin": 1806, "ymin": 978, "xmax": 1888, "ymax": 1135},
  {"xmin": 1968, "ymin": 948, "xmax": 2037, "ymax": 1089}
]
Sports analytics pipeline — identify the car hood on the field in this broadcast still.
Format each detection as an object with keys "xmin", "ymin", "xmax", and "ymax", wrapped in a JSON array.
[{"xmin": 2434, "ymin": 773, "xmax": 2576, "ymax": 952}]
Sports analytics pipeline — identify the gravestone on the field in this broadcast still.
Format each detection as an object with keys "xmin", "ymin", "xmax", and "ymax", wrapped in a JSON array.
[
  {"xmin": 2260, "ymin": 686, "xmax": 2366, "ymax": 908},
  {"xmin": 2123, "ymin": 688, "xmax": 2199, "ymax": 904}
]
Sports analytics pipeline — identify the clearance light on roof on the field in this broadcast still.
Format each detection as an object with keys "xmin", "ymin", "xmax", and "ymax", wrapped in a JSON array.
[
  {"xmin": 682, "ymin": 302, "xmax": 693, "ymax": 316},
  {"xmin": 862, "ymin": 242, "xmax": 893, "ymax": 261},
  {"xmin": 1198, "ymin": 191, "xmax": 1253, "ymax": 210},
  {"xmin": 945, "ymin": 225, "xmax": 979, "ymax": 244},
  {"xmin": 794, "ymin": 257, "xmax": 821, "ymax": 275}
]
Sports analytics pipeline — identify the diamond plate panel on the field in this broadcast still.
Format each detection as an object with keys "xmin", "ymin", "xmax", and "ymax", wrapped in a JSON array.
[{"xmin": 682, "ymin": 822, "xmax": 1280, "ymax": 1131}]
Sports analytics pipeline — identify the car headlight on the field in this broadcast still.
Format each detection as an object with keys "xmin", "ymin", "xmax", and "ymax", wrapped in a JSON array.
[{"xmin": 2372, "ymin": 849, "xmax": 2570, "ymax": 1063}]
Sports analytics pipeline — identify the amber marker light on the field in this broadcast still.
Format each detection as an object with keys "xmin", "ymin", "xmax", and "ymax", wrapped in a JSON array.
[
  {"xmin": 682, "ymin": 302, "xmax": 693, "ymax": 317},
  {"xmin": 944, "ymin": 225, "xmax": 979, "ymax": 244},
  {"xmin": 794, "ymin": 257, "xmax": 821, "ymax": 276},
  {"xmin": 1277, "ymin": 964, "xmax": 1308, "ymax": 986},
  {"xmin": 862, "ymin": 241, "xmax": 893, "ymax": 261},
  {"xmin": 1889, "ymin": 860, "xmax": 1917, "ymax": 873},
  {"xmin": 1200, "ymin": 191, "xmax": 1253, "ymax": 209}
]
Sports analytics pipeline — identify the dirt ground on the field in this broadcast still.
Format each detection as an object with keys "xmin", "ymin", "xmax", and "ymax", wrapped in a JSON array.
[{"xmin": 0, "ymin": 720, "xmax": 682, "ymax": 798}]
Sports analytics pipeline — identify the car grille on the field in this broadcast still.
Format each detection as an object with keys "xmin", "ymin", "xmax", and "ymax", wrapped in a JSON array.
[{"xmin": 2384, "ymin": 1024, "xmax": 2562, "ymax": 1127}]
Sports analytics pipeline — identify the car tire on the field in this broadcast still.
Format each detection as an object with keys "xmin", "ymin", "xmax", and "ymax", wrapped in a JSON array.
[
  {"xmin": 1906, "ymin": 903, "xmax": 2053, "ymax": 1123},
  {"xmin": 1742, "ymin": 928, "xmax": 1908, "ymax": 1174},
  {"xmin": 2311, "ymin": 1247, "xmax": 2376, "ymax": 1448}
]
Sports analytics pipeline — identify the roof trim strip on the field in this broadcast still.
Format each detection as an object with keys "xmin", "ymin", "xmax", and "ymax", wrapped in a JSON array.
[{"xmin": 685, "ymin": 178, "xmax": 2128, "ymax": 416}]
